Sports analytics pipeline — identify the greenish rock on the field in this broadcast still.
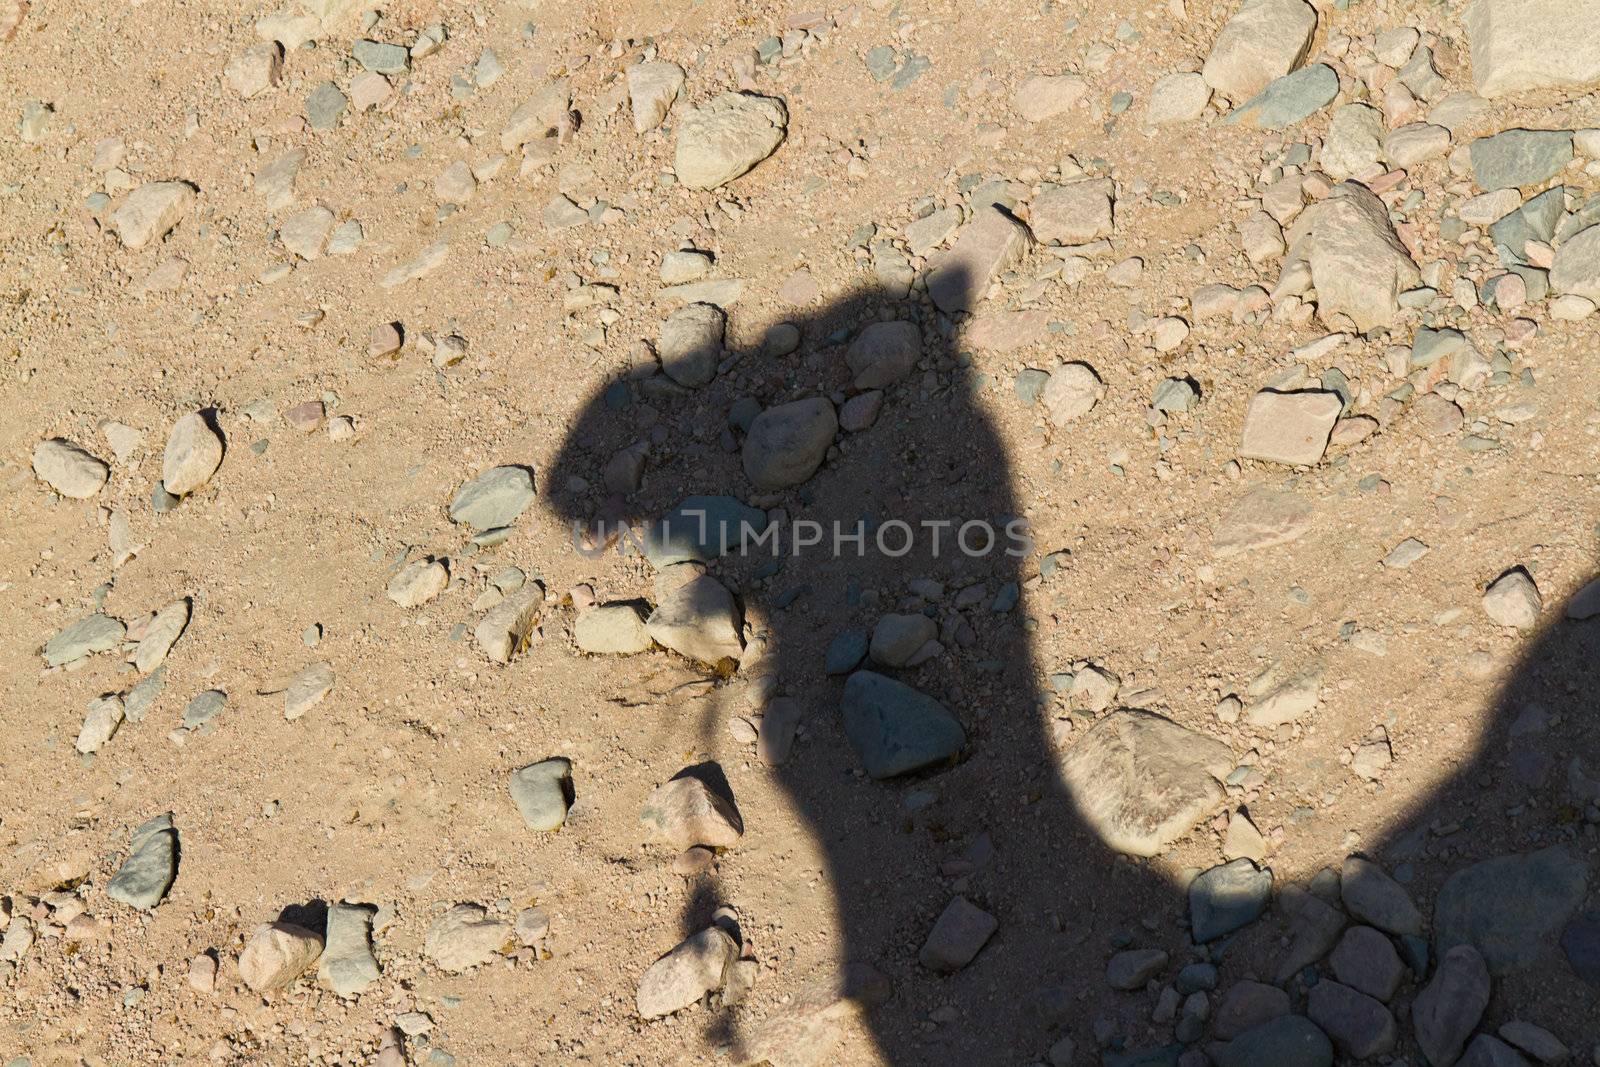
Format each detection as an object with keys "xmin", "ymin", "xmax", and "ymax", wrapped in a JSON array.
[
  {"xmin": 353, "ymin": 39, "xmax": 409, "ymax": 75},
  {"xmin": 1469, "ymin": 129, "xmax": 1573, "ymax": 192},
  {"xmin": 306, "ymin": 82, "xmax": 348, "ymax": 131},
  {"xmin": 643, "ymin": 495, "xmax": 769, "ymax": 568},
  {"xmin": 125, "ymin": 667, "xmax": 165, "ymax": 723},
  {"xmin": 1224, "ymin": 65, "xmax": 1339, "ymax": 131},
  {"xmin": 107, "ymin": 814, "xmax": 178, "ymax": 911},
  {"xmin": 485, "ymin": 222, "xmax": 513, "ymax": 247},
  {"xmin": 825, "ymin": 629, "xmax": 869, "ymax": 674},
  {"xmin": 865, "ymin": 45, "xmax": 897, "ymax": 82},
  {"xmin": 1214, "ymin": 1016, "xmax": 1333, "ymax": 1067},
  {"xmin": 756, "ymin": 35, "xmax": 782, "ymax": 62},
  {"xmin": 1152, "ymin": 377, "xmax": 1197, "ymax": 412},
  {"xmin": 1411, "ymin": 327, "xmax": 1470, "ymax": 368},
  {"xmin": 448, "ymin": 465, "xmax": 535, "ymax": 531},
  {"xmin": 1508, "ymin": 264, "xmax": 1550, "ymax": 301},
  {"xmin": 1434, "ymin": 846, "xmax": 1589, "ymax": 974},
  {"xmin": 182, "ymin": 689, "xmax": 227, "ymax": 729},
  {"xmin": 1190, "ymin": 858, "xmax": 1273, "ymax": 942},
  {"xmin": 42, "ymin": 613, "xmax": 125, "ymax": 667},
  {"xmin": 319, "ymin": 902, "xmax": 381, "ymax": 996},
  {"xmin": 840, "ymin": 671, "xmax": 965, "ymax": 778},
  {"xmin": 1110, "ymin": 91, "xmax": 1133, "ymax": 114},
  {"xmin": 472, "ymin": 49, "xmax": 504, "ymax": 88},
  {"xmin": 891, "ymin": 54, "xmax": 931, "ymax": 91},
  {"xmin": 508, "ymin": 757, "xmax": 572, "ymax": 831}
]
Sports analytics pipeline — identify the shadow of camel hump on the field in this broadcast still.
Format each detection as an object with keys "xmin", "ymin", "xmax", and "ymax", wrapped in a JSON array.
[{"xmin": 546, "ymin": 263, "xmax": 1600, "ymax": 1065}]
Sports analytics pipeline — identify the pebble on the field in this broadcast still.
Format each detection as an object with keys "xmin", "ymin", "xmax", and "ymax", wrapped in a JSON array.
[
  {"xmin": 134, "ymin": 598, "xmax": 189, "ymax": 673},
  {"xmin": 1305, "ymin": 980, "xmax": 1396, "ymax": 1059},
  {"xmin": 646, "ymin": 575, "xmax": 742, "ymax": 663},
  {"xmin": 306, "ymin": 82, "xmax": 348, "ymax": 130},
  {"xmin": 1341, "ymin": 855, "xmax": 1421, "ymax": 936},
  {"xmin": 1471, "ymin": 129, "xmax": 1574, "ymax": 191},
  {"xmin": 509, "ymin": 757, "xmax": 573, "ymax": 831},
  {"xmin": 1214, "ymin": 981, "xmax": 1291, "ymax": 1039},
  {"xmin": 756, "ymin": 697, "xmax": 802, "ymax": 765},
  {"xmin": 1147, "ymin": 72, "xmax": 1212, "ymax": 125},
  {"xmin": 1032, "ymin": 179, "xmax": 1115, "ymax": 243},
  {"xmin": 869, "ymin": 613, "xmax": 937, "ymax": 668},
  {"xmin": 387, "ymin": 558, "xmax": 449, "ymax": 608},
  {"xmin": 239, "ymin": 921, "xmax": 324, "ymax": 992},
  {"xmin": 75, "ymin": 695, "xmax": 124, "ymax": 754},
  {"xmin": 161, "ymin": 412, "xmax": 224, "ymax": 496},
  {"xmin": 919, "ymin": 896, "xmax": 997, "ymax": 972},
  {"xmin": 1552, "ymin": 224, "xmax": 1600, "ymax": 301},
  {"xmin": 1225, "ymin": 65, "xmax": 1339, "ymax": 130},
  {"xmin": 658, "ymin": 302, "xmax": 726, "ymax": 387},
  {"xmin": 475, "ymin": 585, "xmax": 545, "ymax": 663},
  {"xmin": 181, "ymin": 689, "xmax": 227, "ymax": 729},
  {"xmin": 845, "ymin": 320, "xmax": 921, "ymax": 389},
  {"xmin": 283, "ymin": 661, "xmax": 335, "ymax": 720},
  {"xmin": 31, "ymin": 438, "xmax": 109, "ymax": 498},
  {"xmin": 1482, "ymin": 567, "xmax": 1543, "ymax": 628},
  {"xmin": 368, "ymin": 321, "xmax": 403, "ymax": 357},
  {"xmin": 825, "ymin": 630, "xmax": 869, "ymax": 674},
  {"xmin": 1014, "ymin": 74, "xmax": 1088, "ymax": 122},
  {"xmin": 1106, "ymin": 947, "xmax": 1168, "ymax": 990},
  {"xmin": 112, "ymin": 181, "xmax": 195, "ymax": 248},
  {"xmin": 574, "ymin": 602, "xmax": 652, "ymax": 654}
]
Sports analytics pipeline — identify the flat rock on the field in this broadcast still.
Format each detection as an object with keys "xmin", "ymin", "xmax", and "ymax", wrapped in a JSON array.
[
  {"xmin": 43, "ymin": 613, "xmax": 125, "ymax": 667},
  {"xmin": 75, "ymin": 695, "xmax": 124, "ymax": 754},
  {"xmin": 501, "ymin": 81, "xmax": 570, "ymax": 151},
  {"xmin": 1225, "ymin": 65, "xmax": 1338, "ymax": 130},
  {"xmin": 1147, "ymin": 72, "xmax": 1212, "ymax": 124},
  {"xmin": 1305, "ymin": 980, "xmax": 1396, "ymax": 1059},
  {"xmin": 509, "ymin": 757, "xmax": 573, "ymax": 831},
  {"xmin": 254, "ymin": 149, "xmax": 305, "ymax": 211},
  {"xmin": 181, "ymin": 689, "xmax": 227, "ymax": 729},
  {"xmin": 1239, "ymin": 391, "xmax": 1341, "ymax": 465},
  {"xmin": 1329, "ymin": 925, "xmax": 1404, "ymax": 1001},
  {"xmin": 1202, "ymin": 0, "xmax": 1318, "ymax": 101},
  {"xmin": 646, "ymin": 575, "xmax": 743, "ymax": 663},
  {"xmin": 112, "ymin": 181, "xmax": 195, "ymax": 249},
  {"xmin": 675, "ymin": 93, "xmax": 787, "ymax": 189},
  {"xmin": 1461, "ymin": 1036, "xmax": 1535, "ymax": 1067},
  {"xmin": 1302, "ymin": 182, "xmax": 1420, "ymax": 331},
  {"xmin": 658, "ymin": 303, "xmax": 725, "ymax": 387},
  {"xmin": 280, "ymin": 204, "xmax": 335, "ymax": 259},
  {"xmin": 106, "ymin": 814, "xmax": 178, "ymax": 910},
  {"xmin": 1107, "ymin": 947, "xmax": 1169, "ymax": 990},
  {"xmin": 1341, "ymin": 856, "xmax": 1422, "ymax": 936},
  {"xmin": 919, "ymin": 897, "xmax": 997, "ymax": 972},
  {"xmin": 1435, "ymin": 846, "xmax": 1588, "ymax": 973},
  {"xmin": 1191, "ymin": 859, "xmax": 1273, "ymax": 942},
  {"xmin": 575, "ymin": 602, "xmax": 652, "ymax": 654},
  {"xmin": 318, "ymin": 903, "xmax": 380, "ymax": 997},
  {"xmin": 627, "ymin": 60, "xmax": 685, "ymax": 132},
  {"xmin": 1413, "ymin": 945, "xmax": 1491, "ymax": 1067},
  {"xmin": 640, "ymin": 774, "xmax": 743, "ymax": 849},
  {"xmin": 387, "ymin": 558, "xmax": 448, "ymax": 608},
  {"xmin": 135, "ymin": 598, "xmax": 189, "ymax": 673},
  {"xmin": 162, "ymin": 412, "xmax": 224, "ymax": 496},
  {"xmin": 32, "ymin": 438, "xmax": 109, "ymax": 498},
  {"xmin": 1551, "ymin": 224, "xmax": 1600, "ymax": 301},
  {"xmin": 1470, "ymin": 129, "xmax": 1574, "ymax": 191},
  {"xmin": 1030, "ymin": 178, "xmax": 1115, "ymax": 243},
  {"xmin": 927, "ymin": 206, "xmax": 1033, "ymax": 314},
  {"xmin": 1014, "ymin": 74, "xmax": 1087, "ymax": 121},
  {"xmin": 742, "ymin": 397, "xmax": 836, "ymax": 490},
  {"xmin": 1058, "ymin": 709, "xmax": 1233, "ymax": 857},
  {"xmin": 277, "ymin": 659, "xmax": 334, "ymax": 720},
  {"xmin": 1245, "ymin": 667, "xmax": 1322, "ymax": 727},
  {"xmin": 448, "ymin": 465, "xmax": 535, "ymax": 530},
  {"xmin": 475, "ymin": 585, "xmax": 545, "ymax": 663},
  {"xmin": 1215, "ymin": 981, "xmax": 1291, "ymax": 1039},
  {"xmin": 840, "ymin": 671, "xmax": 966, "ymax": 778},
  {"xmin": 1212, "ymin": 488, "xmax": 1313, "ymax": 556},
  {"xmin": 636, "ymin": 926, "xmax": 737, "ymax": 1018},
  {"xmin": 845, "ymin": 320, "xmax": 921, "ymax": 389},
  {"xmin": 239, "ymin": 922, "xmax": 324, "ymax": 992},
  {"xmin": 643, "ymin": 495, "xmax": 769, "ymax": 568},
  {"xmin": 1464, "ymin": 0, "xmax": 1600, "ymax": 98},
  {"xmin": 424, "ymin": 904, "xmax": 509, "ymax": 972}
]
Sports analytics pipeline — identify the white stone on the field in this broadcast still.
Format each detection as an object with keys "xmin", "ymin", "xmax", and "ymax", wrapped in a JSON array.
[
  {"xmin": 627, "ymin": 60, "xmax": 685, "ymax": 133},
  {"xmin": 32, "ymin": 438, "xmax": 109, "ymax": 498},
  {"xmin": 674, "ymin": 93, "xmax": 787, "ymax": 190},
  {"xmin": 1464, "ymin": 0, "xmax": 1600, "ymax": 98},
  {"xmin": 112, "ymin": 182, "xmax": 195, "ymax": 250},
  {"xmin": 161, "ymin": 412, "xmax": 223, "ymax": 495},
  {"xmin": 1202, "ymin": 0, "xmax": 1318, "ymax": 102}
]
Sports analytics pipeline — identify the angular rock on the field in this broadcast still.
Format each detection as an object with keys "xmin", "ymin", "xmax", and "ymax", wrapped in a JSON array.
[
  {"xmin": 1461, "ymin": 1036, "xmax": 1535, "ymax": 1067},
  {"xmin": 1015, "ymin": 74, "xmax": 1087, "ymax": 121},
  {"xmin": 1202, "ymin": 0, "xmax": 1318, "ymax": 101},
  {"xmin": 627, "ymin": 60, "xmax": 685, "ymax": 133},
  {"xmin": 1212, "ymin": 488, "xmax": 1313, "ymax": 556},
  {"xmin": 284, "ymin": 661, "xmax": 334, "ymax": 720},
  {"xmin": 840, "ymin": 671, "xmax": 966, "ymax": 778},
  {"xmin": 475, "ymin": 585, "xmax": 545, "ymax": 663},
  {"xmin": 1306, "ymin": 981, "xmax": 1396, "ymax": 1059},
  {"xmin": 1464, "ymin": 0, "xmax": 1600, "ymax": 98},
  {"xmin": 1413, "ymin": 945, "xmax": 1491, "ymax": 1067},
  {"xmin": 1551, "ymin": 224, "xmax": 1600, "ymax": 300},
  {"xmin": 239, "ymin": 921, "xmax": 323, "ymax": 992},
  {"xmin": 1322, "ymin": 104, "xmax": 1384, "ymax": 180},
  {"xmin": 387, "ymin": 558, "xmax": 448, "ymax": 608},
  {"xmin": 501, "ymin": 81, "xmax": 570, "ymax": 151},
  {"xmin": 1482, "ymin": 568, "xmax": 1542, "ymax": 628},
  {"xmin": 636, "ymin": 926, "xmax": 737, "ymax": 1018},
  {"xmin": 43, "ymin": 613, "xmax": 125, "ymax": 667},
  {"xmin": 107, "ymin": 814, "xmax": 179, "ymax": 910},
  {"xmin": 112, "ymin": 181, "xmax": 195, "ymax": 249},
  {"xmin": 640, "ymin": 774, "xmax": 743, "ymax": 849},
  {"xmin": 162, "ymin": 412, "xmax": 223, "ymax": 496},
  {"xmin": 1107, "ymin": 947, "xmax": 1169, "ymax": 990},
  {"xmin": 1225, "ymin": 65, "xmax": 1339, "ymax": 130},
  {"xmin": 509, "ymin": 757, "xmax": 573, "ymax": 831},
  {"xmin": 1030, "ymin": 179, "xmax": 1115, "ymax": 244},
  {"xmin": 1329, "ymin": 925, "xmax": 1404, "ymax": 1001},
  {"xmin": 575, "ymin": 602, "xmax": 652, "ymax": 654},
  {"xmin": 1212, "ymin": 1015, "xmax": 1333, "ymax": 1067},
  {"xmin": 646, "ymin": 575, "xmax": 742, "ymax": 663},
  {"xmin": 1058, "ymin": 709, "xmax": 1233, "ymax": 857},
  {"xmin": 424, "ymin": 904, "xmax": 508, "ymax": 972},
  {"xmin": 1245, "ymin": 667, "xmax": 1322, "ymax": 727},
  {"xmin": 279, "ymin": 204, "xmax": 335, "ymax": 259},
  {"xmin": 1147, "ymin": 72, "xmax": 1212, "ymax": 125},
  {"xmin": 1191, "ymin": 859, "xmax": 1273, "ymax": 942},
  {"xmin": 674, "ymin": 93, "xmax": 787, "ymax": 189},
  {"xmin": 135, "ymin": 598, "xmax": 189, "ymax": 673},
  {"xmin": 845, "ymin": 320, "xmax": 921, "ymax": 390},
  {"xmin": 644, "ymin": 496, "xmax": 769, "ymax": 568},
  {"xmin": 448, "ymin": 465, "xmax": 535, "ymax": 530},
  {"xmin": 32, "ymin": 438, "xmax": 109, "ymax": 498},
  {"xmin": 1302, "ymin": 183, "xmax": 1420, "ymax": 331},
  {"xmin": 1342, "ymin": 856, "xmax": 1422, "ymax": 936},
  {"xmin": 75, "ymin": 695, "xmax": 124, "ymax": 755},
  {"xmin": 1239, "ymin": 391, "xmax": 1341, "ymax": 466},
  {"xmin": 927, "ymin": 206, "xmax": 1033, "ymax": 314},
  {"xmin": 1470, "ymin": 129, "xmax": 1574, "ymax": 191},
  {"xmin": 318, "ymin": 902, "xmax": 380, "ymax": 997},
  {"xmin": 742, "ymin": 397, "xmax": 836, "ymax": 490},
  {"xmin": 919, "ymin": 897, "xmax": 998, "ymax": 972}
]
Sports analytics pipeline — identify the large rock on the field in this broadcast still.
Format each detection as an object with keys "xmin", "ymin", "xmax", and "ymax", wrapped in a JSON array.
[
  {"xmin": 845, "ymin": 320, "xmax": 921, "ymax": 389},
  {"xmin": 424, "ymin": 904, "xmax": 509, "ymax": 972},
  {"xmin": 1464, "ymin": 0, "xmax": 1600, "ymax": 98},
  {"xmin": 112, "ymin": 181, "xmax": 196, "ymax": 249},
  {"xmin": 1469, "ymin": 129, "xmax": 1574, "ymax": 191},
  {"xmin": 162, "ymin": 412, "xmax": 224, "ymax": 496},
  {"xmin": 1551, "ymin": 224, "xmax": 1600, "ymax": 301},
  {"xmin": 32, "ymin": 438, "xmax": 109, "ymax": 498},
  {"xmin": 840, "ymin": 671, "xmax": 966, "ymax": 778},
  {"xmin": 1434, "ymin": 847, "xmax": 1588, "ymax": 974},
  {"xmin": 636, "ymin": 926, "xmax": 737, "ymax": 1019},
  {"xmin": 1342, "ymin": 856, "xmax": 1422, "ymax": 936},
  {"xmin": 643, "ymin": 496, "xmax": 769, "ymax": 568},
  {"xmin": 627, "ymin": 60, "xmax": 685, "ymax": 133},
  {"xmin": 640, "ymin": 774, "xmax": 743, "ymax": 849},
  {"xmin": 742, "ymin": 397, "xmax": 836, "ymax": 490},
  {"xmin": 658, "ymin": 302, "xmax": 725, "ymax": 387},
  {"xmin": 1029, "ymin": 179, "xmax": 1115, "ymax": 243},
  {"xmin": 106, "ymin": 814, "xmax": 179, "ymax": 910},
  {"xmin": 239, "ymin": 921, "xmax": 324, "ymax": 992},
  {"xmin": 646, "ymin": 575, "xmax": 743, "ymax": 663},
  {"xmin": 1306, "ymin": 981, "xmax": 1396, "ymax": 1059},
  {"xmin": 1057, "ymin": 709, "xmax": 1234, "ymax": 857},
  {"xmin": 1300, "ymin": 183, "xmax": 1420, "ymax": 332},
  {"xmin": 1413, "ymin": 945, "xmax": 1491, "ymax": 1067},
  {"xmin": 1202, "ymin": 0, "xmax": 1318, "ymax": 102},
  {"xmin": 42, "ymin": 612, "xmax": 125, "ymax": 667},
  {"xmin": 927, "ymin": 206, "xmax": 1033, "ymax": 314},
  {"xmin": 1238, "ymin": 391, "xmax": 1341, "ymax": 466},
  {"xmin": 674, "ymin": 93, "xmax": 787, "ymax": 189},
  {"xmin": 509, "ymin": 757, "xmax": 573, "ymax": 831},
  {"xmin": 448, "ymin": 465, "xmax": 535, "ymax": 530}
]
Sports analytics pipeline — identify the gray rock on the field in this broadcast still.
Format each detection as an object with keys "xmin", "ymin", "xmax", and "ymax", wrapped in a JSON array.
[
  {"xmin": 448, "ymin": 465, "xmax": 535, "ymax": 530},
  {"xmin": 1306, "ymin": 980, "xmax": 1396, "ymax": 1059},
  {"xmin": 1413, "ymin": 944, "xmax": 1492, "ymax": 1067},
  {"xmin": 1497, "ymin": 1021, "xmax": 1569, "ymax": 1065},
  {"xmin": 574, "ymin": 603, "xmax": 652, "ymax": 654},
  {"xmin": 42, "ymin": 613, "xmax": 125, "ymax": 667},
  {"xmin": 840, "ymin": 671, "xmax": 966, "ymax": 778},
  {"xmin": 869, "ymin": 613, "xmax": 937, "ymax": 667},
  {"xmin": 643, "ymin": 496, "xmax": 769, "ymax": 569},
  {"xmin": 756, "ymin": 697, "xmax": 802, "ymax": 765},
  {"xmin": 1341, "ymin": 856, "xmax": 1421, "ymax": 936},
  {"xmin": 125, "ymin": 667, "xmax": 165, "ymax": 722},
  {"xmin": 658, "ymin": 303, "xmax": 725, "ymax": 387},
  {"xmin": 646, "ymin": 575, "xmax": 743, "ymax": 664},
  {"xmin": 1551, "ymin": 224, "xmax": 1600, "ymax": 301},
  {"xmin": 181, "ymin": 689, "xmax": 227, "ymax": 729},
  {"xmin": 1214, "ymin": 981, "xmax": 1291, "ymax": 1039},
  {"xmin": 919, "ymin": 896, "xmax": 997, "ymax": 972},
  {"xmin": 1224, "ymin": 65, "xmax": 1339, "ymax": 130},
  {"xmin": 1058, "ymin": 708, "xmax": 1233, "ymax": 857},
  {"xmin": 1435, "ymin": 846, "xmax": 1588, "ymax": 974},
  {"xmin": 352, "ymin": 39, "xmax": 408, "ymax": 75},
  {"xmin": 1190, "ymin": 859, "xmax": 1273, "ymax": 942},
  {"xmin": 825, "ymin": 629, "xmax": 869, "ymax": 674},
  {"xmin": 32, "ymin": 438, "xmax": 109, "ymax": 498},
  {"xmin": 319, "ymin": 903, "xmax": 381, "ymax": 997},
  {"xmin": 674, "ymin": 93, "xmax": 787, "ymax": 189},
  {"xmin": 1561, "ymin": 910, "xmax": 1600, "ymax": 984},
  {"xmin": 1276, "ymin": 885, "xmax": 1349, "ymax": 984},
  {"xmin": 636, "ymin": 926, "xmax": 737, "ymax": 1018},
  {"xmin": 162, "ymin": 412, "xmax": 224, "ymax": 496},
  {"xmin": 1211, "ymin": 1015, "xmax": 1333, "ymax": 1067},
  {"xmin": 742, "ymin": 397, "xmax": 837, "ymax": 490},
  {"xmin": 424, "ymin": 904, "xmax": 509, "ymax": 972},
  {"xmin": 1329, "ymin": 925, "xmax": 1404, "ymax": 1001},
  {"xmin": 1107, "ymin": 947, "xmax": 1169, "ymax": 990},
  {"xmin": 509, "ymin": 757, "xmax": 572, "ymax": 831},
  {"xmin": 845, "ymin": 320, "xmax": 921, "ymax": 390},
  {"xmin": 1470, "ymin": 129, "xmax": 1574, "ymax": 191},
  {"xmin": 283, "ymin": 661, "xmax": 335, "ymax": 720},
  {"xmin": 107, "ymin": 814, "xmax": 178, "ymax": 910}
]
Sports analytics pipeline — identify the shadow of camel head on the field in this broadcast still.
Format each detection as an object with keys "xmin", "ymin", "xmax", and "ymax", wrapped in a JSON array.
[{"xmin": 543, "ymin": 265, "xmax": 1600, "ymax": 1065}]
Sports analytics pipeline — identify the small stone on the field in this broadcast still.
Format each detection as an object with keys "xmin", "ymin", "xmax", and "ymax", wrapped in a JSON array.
[
  {"xmin": 42, "ymin": 613, "xmax": 125, "ymax": 667},
  {"xmin": 757, "ymin": 697, "xmax": 802, "ymax": 765},
  {"xmin": 839, "ymin": 391, "xmax": 884, "ymax": 431},
  {"xmin": 1215, "ymin": 982, "xmax": 1291, "ymax": 1039},
  {"xmin": 1211, "ymin": 1015, "xmax": 1333, "ymax": 1067},
  {"xmin": 1413, "ymin": 945, "xmax": 1491, "ymax": 1067},
  {"xmin": 627, "ymin": 60, "xmax": 685, "ymax": 133},
  {"xmin": 825, "ymin": 630, "xmax": 869, "ymax": 674},
  {"xmin": 919, "ymin": 897, "xmax": 998, "ymax": 972},
  {"xmin": 845, "ymin": 320, "xmax": 921, "ymax": 389},
  {"xmin": 1321, "ymin": 104, "xmax": 1384, "ymax": 180},
  {"xmin": 1041, "ymin": 362, "xmax": 1103, "ymax": 425},
  {"xmin": 75, "ymin": 695, "xmax": 124, "ymax": 755},
  {"xmin": 387, "ymin": 558, "xmax": 448, "ymax": 608},
  {"xmin": 646, "ymin": 575, "xmax": 743, "ymax": 663},
  {"xmin": 1329, "ymin": 926, "xmax": 1404, "ymax": 1001},
  {"xmin": 135, "ymin": 598, "xmax": 189, "ymax": 673},
  {"xmin": 106, "ymin": 815, "xmax": 178, "ymax": 911},
  {"xmin": 927, "ymin": 206, "xmax": 1033, "ymax": 314},
  {"xmin": 1031, "ymin": 178, "xmax": 1115, "ymax": 243},
  {"xmin": 870, "ymin": 613, "xmax": 938, "ymax": 668},
  {"xmin": 284, "ymin": 400, "xmax": 325, "ymax": 432},
  {"xmin": 1212, "ymin": 488, "xmax": 1313, "ymax": 556},
  {"xmin": 575, "ymin": 602, "xmax": 652, "ymax": 654},
  {"xmin": 1303, "ymin": 182, "xmax": 1420, "ymax": 331},
  {"xmin": 475, "ymin": 585, "xmax": 545, "ymax": 663},
  {"xmin": 1498, "ymin": 1022, "xmax": 1569, "ymax": 1065},
  {"xmin": 509, "ymin": 757, "xmax": 573, "ymax": 831},
  {"xmin": 1107, "ymin": 948, "xmax": 1169, "ymax": 990},
  {"xmin": 658, "ymin": 303, "xmax": 726, "ymax": 387},
  {"xmin": 1552, "ymin": 225, "xmax": 1600, "ymax": 301},
  {"xmin": 32, "ymin": 438, "xmax": 109, "ymax": 498},
  {"xmin": 424, "ymin": 904, "xmax": 509, "ymax": 972},
  {"xmin": 112, "ymin": 181, "xmax": 195, "ymax": 249},
  {"xmin": 840, "ymin": 671, "xmax": 966, "ymax": 778},
  {"xmin": 434, "ymin": 160, "xmax": 476, "ymax": 205},
  {"xmin": 640, "ymin": 774, "xmax": 743, "ymax": 849},
  {"xmin": 674, "ymin": 93, "xmax": 787, "ymax": 189},
  {"xmin": 1306, "ymin": 981, "xmax": 1396, "ymax": 1059},
  {"xmin": 368, "ymin": 322, "xmax": 403, "ymax": 357},
  {"xmin": 1470, "ymin": 129, "xmax": 1574, "ymax": 191},
  {"xmin": 1483, "ymin": 568, "xmax": 1542, "ymax": 628},
  {"xmin": 1225, "ymin": 65, "xmax": 1339, "ymax": 130},
  {"xmin": 318, "ymin": 903, "xmax": 380, "ymax": 997},
  {"xmin": 1147, "ymin": 72, "xmax": 1212, "ymax": 124},
  {"xmin": 306, "ymin": 82, "xmax": 348, "ymax": 130},
  {"xmin": 1239, "ymin": 390, "xmax": 1341, "ymax": 465},
  {"xmin": 225, "ymin": 42, "xmax": 284, "ymax": 98},
  {"xmin": 283, "ymin": 661, "xmax": 334, "ymax": 720},
  {"xmin": 1341, "ymin": 855, "xmax": 1421, "ymax": 936},
  {"xmin": 1191, "ymin": 859, "xmax": 1273, "ymax": 942},
  {"xmin": 187, "ymin": 952, "xmax": 218, "ymax": 992},
  {"xmin": 1382, "ymin": 537, "xmax": 1429, "ymax": 569},
  {"xmin": 448, "ymin": 466, "xmax": 535, "ymax": 530},
  {"xmin": 239, "ymin": 921, "xmax": 323, "ymax": 992},
  {"xmin": 161, "ymin": 412, "xmax": 223, "ymax": 496},
  {"xmin": 636, "ymin": 926, "xmax": 737, "ymax": 1018},
  {"xmin": 742, "ymin": 397, "xmax": 837, "ymax": 490},
  {"xmin": 181, "ymin": 689, "xmax": 227, "ymax": 729}
]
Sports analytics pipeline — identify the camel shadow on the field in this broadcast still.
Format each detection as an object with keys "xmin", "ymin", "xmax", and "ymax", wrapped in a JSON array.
[{"xmin": 546, "ymin": 267, "xmax": 1600, "ymax": 1064}]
